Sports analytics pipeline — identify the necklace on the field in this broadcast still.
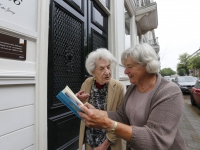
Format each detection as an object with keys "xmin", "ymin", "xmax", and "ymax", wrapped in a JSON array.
[
  {"xmin": 89, "ymin": 79, "xmax": 108, "ymax": 110},
  {"xmin": 138, "ymin": 76, "xmax": 157, "ymax": 93}
]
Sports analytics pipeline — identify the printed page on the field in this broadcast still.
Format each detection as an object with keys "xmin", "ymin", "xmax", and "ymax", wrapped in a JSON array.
[{"xmin": 63, "ymin": 86, "xmax": 83, "ymax": 105}]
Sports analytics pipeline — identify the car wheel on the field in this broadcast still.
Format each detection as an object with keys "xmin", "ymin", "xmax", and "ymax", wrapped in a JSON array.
[{"xmin": 190, "ymin": 95, "xmax": 196, "ymax": 106}]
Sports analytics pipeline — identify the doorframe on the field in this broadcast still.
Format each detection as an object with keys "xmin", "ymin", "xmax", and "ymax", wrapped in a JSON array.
[
  {"xmin": 35, "ymin": 0, "xmax": 49, "ymax": 149},
  {"xmin": 35, "ymin": 0, "xmax": 129, "ymax": 149},
  {"xmin": 108, "ymin": 0, "xmax": 125, "ymax": 80}
]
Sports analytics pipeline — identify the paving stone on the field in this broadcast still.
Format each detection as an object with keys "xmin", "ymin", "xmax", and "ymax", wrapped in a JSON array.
[
  {"xmin": 196, "ymin": 130, "xmax": 200, "ymax": 137},
  {"xmin": 180, "ymin": 128, "xmax": 197, "ymax": 135},
  {"xmin": 181, "ymin": 118, "xmax": 190, "ymax": 122},
  {"xmin": 191, "ymin": 124, "xmax": 200, "ymax": 131},
  {"xmin": 191, "ymin": 135, "xmax": 200, "ymax": 142},
  {"xmin": 188, "ymin": 119, "xmax": 200, "ymax": 124},
  {"xmin": 185, "ymin": 140, "xmax": 200, "ymax": 149},
  {"xmin": 179, "ymin": 96, "xmax": 200, "ymax": 150},
  {"xmin": 186, "ymin": 125, "xmax": 196, "ymax": 130},
  {"xmin": 181, "ymin": 132, "xmax": 193, "ymax": 140},
  {"xmin": 180, "ymin": 121, "xmax": 191, "ymax": 126},
  {"xmin": 179, "ymin": 124, "xmax": 188, "ymax": 130},
  {"xmin": 188, "ymin": 147, "xmax": 200, "ymax": 150}
]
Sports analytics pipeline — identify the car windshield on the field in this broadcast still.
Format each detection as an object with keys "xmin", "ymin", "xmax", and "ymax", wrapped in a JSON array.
[{"xmin": 178, "ymin": 77, "xmax": 196, "ymax": 82}]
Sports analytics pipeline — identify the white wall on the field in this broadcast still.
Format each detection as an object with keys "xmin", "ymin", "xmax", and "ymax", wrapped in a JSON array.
[
  {"xmin": 109, "ymin": 0, "xmax": 129, "ymax": 90},
  {"xmin": 0, "ymin": 0, "xmax": 38, "ymax": 149},
  {"xmin": 115, "ymin": 0, "xmax": 138, "ymax": 89}
]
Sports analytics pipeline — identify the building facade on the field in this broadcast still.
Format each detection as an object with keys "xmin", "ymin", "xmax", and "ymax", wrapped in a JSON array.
[{"xmin": 0, "ymin": 0, "xmax": 159, "ymax": 149}]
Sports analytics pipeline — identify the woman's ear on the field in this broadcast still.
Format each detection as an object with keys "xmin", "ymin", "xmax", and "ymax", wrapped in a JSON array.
[{"xmin": 91, "ymin": 70, "xmax": 95, "ymax": 77}]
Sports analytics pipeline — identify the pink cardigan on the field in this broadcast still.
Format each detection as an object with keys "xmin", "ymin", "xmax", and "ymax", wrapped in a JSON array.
[{"xmin": 108, "ymin": 74, "xmax": 188, "ymax": 150}]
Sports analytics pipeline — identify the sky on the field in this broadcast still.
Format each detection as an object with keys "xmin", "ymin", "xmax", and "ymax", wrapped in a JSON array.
[{"xmin": 154, "ymin": 0, "xmax": 200, "ymax": 72}]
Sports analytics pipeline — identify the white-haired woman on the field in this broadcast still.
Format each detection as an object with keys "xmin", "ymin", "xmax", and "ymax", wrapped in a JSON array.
[
  {"xmin": 78, "ymin": 43, "xmax": 187, "ymax": 150},
  {"xmin": 76, "ymin": 48, "xmax": 125, "ymax": 150}
]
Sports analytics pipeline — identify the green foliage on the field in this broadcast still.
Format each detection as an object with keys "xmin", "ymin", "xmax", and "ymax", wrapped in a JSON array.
[
  {"xmin": 190, "ymin": 53, "xmax": 200, "ymax": 69},
  {"xmin": 160, "ymin": 68, "xmax": 176, "ymax": 76},
  {"xmin": 188, "ymin": 57, "xmax": 195, "ymax": 69},
  {"xmin": 177, "ymin": 51, "xmax": 200, "ymax": 76},
  {"xmin": 177, "ymin": 69, "xmax": 185, "ymax": 76},
  {"xmin": 177, "ymin": 53, "xmax": 190, "ymax": 75}
]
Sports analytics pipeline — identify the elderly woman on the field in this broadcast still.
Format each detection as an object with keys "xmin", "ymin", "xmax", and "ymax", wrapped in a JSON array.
[
  {"xmin": 78, "ymin": 43, "xmax": 188, "ymax": 150},
  {"xmin": 76, "ymin": 48, "xmax": 125, "ymax": 150}
]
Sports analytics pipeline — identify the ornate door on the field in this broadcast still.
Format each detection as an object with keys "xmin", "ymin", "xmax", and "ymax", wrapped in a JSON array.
[{"xmin": 48, "ymin": 0, "xmax": 108, "ymax": 149}]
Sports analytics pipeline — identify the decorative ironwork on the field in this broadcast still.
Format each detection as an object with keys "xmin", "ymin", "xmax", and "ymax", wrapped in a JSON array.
[
  {"xmin": 52, "ymin": 5, "xmax": 84, "ymax": 106},
  {"xmin": 92, "ymin": 30, "xmax": 107, "ymax": 50}
]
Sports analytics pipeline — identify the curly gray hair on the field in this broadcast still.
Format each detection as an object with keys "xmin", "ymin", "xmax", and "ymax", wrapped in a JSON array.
[
  {"xmin": 121, "ymin": 43, "xmax": 160, "ymax": 74},
  {"xmin": 85, "ymin": 48, "xmax": 117, "ymax": 75}
]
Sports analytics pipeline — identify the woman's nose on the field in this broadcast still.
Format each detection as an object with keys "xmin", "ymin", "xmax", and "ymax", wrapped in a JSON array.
[
  {"xmin": 124, "ymin": 68, "xmax": 129, "ymax": 74},
  {"xmin": 104, "ymin": 68, "xmax": 110, "ymax": 74}
]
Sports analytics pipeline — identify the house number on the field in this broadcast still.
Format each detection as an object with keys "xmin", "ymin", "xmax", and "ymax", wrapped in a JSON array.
[
  {"xmin": 8, "ymin": 0, "xmax": 23, "ymax": 5},
  {"xmin": 13, "ymin": 0, "xmax": 23, "ymax": 5}
]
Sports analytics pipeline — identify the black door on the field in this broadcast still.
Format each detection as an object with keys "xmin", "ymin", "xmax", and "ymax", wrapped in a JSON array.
[
  {"xmin": 88, "ymin": 0, "xmax": 108, "ymax": 51},
  {"xmin": 47, "ymin": 0, "xmax": 108, "ymax": 149}
]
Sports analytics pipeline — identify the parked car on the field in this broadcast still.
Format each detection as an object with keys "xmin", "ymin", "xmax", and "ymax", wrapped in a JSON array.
[
  {"xmin": 163, "ymin": 76, "xmax": 170, "ymax": 81},
  {"xmin": 174, "ymin": 76, "xmax": 196, "ymax": 93},
  {"xmin": 190, "ymin": 80, "xmax": 200, "ymax": 107},
  {"xmin": 170, "ymin": 77, "xmax": 175, "ymax": 82}
]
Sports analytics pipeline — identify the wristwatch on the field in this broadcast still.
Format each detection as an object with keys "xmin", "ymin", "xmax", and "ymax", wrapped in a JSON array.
[{"xmin": 109, "ymin": 121, "xmax": 117, "ymax": 134}]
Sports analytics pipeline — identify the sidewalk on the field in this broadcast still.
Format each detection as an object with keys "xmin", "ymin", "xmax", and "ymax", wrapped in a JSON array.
[{"xmin": 179, "ymin": 97, "xmax": 200, "ymax": 150}]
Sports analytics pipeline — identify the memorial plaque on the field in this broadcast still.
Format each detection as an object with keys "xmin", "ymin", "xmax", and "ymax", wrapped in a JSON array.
[{"xmin": 0, "ymin": 33, "xmax": 26, "ymax": 60}]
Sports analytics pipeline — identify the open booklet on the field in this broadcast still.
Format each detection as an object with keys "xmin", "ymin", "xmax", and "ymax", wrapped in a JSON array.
[{"xmin": 56, "ymin": 86, "xmax": 84, "ymax": 119}]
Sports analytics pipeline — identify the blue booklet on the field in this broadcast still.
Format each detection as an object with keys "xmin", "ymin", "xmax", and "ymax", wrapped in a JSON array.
[{"xmin": 56, "ymin": 86, "xmax": 83, "ymax": 119}]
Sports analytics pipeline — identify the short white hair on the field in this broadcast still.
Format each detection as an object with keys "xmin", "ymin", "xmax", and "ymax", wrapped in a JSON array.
[
  {"xmin": 121, "ymin": 43, "xmax": 160, "ymax": 74},
  {"xmin": 85, "ymin": 48, "xmax": 117, "ymax": 75}
]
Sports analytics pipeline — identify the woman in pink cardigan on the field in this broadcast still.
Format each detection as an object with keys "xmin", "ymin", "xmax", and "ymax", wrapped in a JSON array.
[{"xmin": 79, "ymin": 43, "xmax": 188, "ymax": 150}]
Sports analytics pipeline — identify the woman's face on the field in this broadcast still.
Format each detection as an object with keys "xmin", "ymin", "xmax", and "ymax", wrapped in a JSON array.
[
  {"xmin": 124, "ymin": 56, "xmax": 147, "ymax": 85},
  {"xmin": 93, "ymin": 59, "xmax": 111, "ymax": 85}
]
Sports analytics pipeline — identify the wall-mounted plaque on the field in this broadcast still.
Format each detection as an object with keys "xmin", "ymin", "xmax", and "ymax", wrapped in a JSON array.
[{"xmin": 0, "ymin": 33, "xmax": 26, "ymax": 60}]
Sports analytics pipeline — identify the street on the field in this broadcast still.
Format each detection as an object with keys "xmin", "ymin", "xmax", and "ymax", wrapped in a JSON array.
[{"xmin": 180, "ymin": 93, "xmax": 200, "ymax": 150}]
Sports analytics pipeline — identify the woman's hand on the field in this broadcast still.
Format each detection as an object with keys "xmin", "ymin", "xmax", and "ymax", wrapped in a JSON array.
[
  {"xmin": 83, "ymin": 102, "xmax": 95, "ymax": 109},
  {"xmin": 94, "ymin": 139, "xmax": 110, "ymax": 150},
  {"xmin": 75, "ymin": 90, "xmax": 89, "ymax": 102},
  {"xmin": 79, "ymin": 103, "xmax": 133, "ymax": 142},
  {"xmin": 79, "ymin": 103, "xmax": 113, "ymax": 130}
]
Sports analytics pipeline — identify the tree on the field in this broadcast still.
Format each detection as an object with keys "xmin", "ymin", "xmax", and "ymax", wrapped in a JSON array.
[
  {"xmin": 177, "ymin": 53, "xmax": 190, "ymax": 75},
  {"xmin": 188, "ymin": 53, "xmax": 200, "ymax": 69},
  {"xmin": 160, "ymin": 68, "xmax": 176, "ymax": 76},
  {"xmin": 177, "ymin": 69, "xmax": 185, "ymax": 76}
]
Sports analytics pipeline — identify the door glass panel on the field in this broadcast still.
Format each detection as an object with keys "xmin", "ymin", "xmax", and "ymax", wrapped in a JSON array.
[
  {"xmin": 92, "ymin": 29, "xmax": 107, "ymax": 50},
  {"xmin": 70, "ymin": 0, "xmax": 82, "ymax": 9},
  {"xmin": 65, "ymin": 0, "xmax": 84, "ymax": 15},
  {"xmin": 101, "ymin": 0, "xmax": 110, "ymax": 9},
  {"xmin": 94, "ymin": 8, "xmax": 104, "ymax": 27}
]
